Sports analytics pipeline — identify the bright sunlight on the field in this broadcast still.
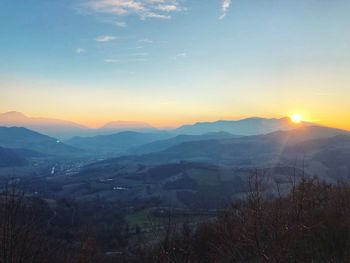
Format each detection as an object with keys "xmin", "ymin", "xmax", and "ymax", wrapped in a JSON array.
[{"xmin": 291, "ymin": 114, "xmax": 303, "ymax": 123}]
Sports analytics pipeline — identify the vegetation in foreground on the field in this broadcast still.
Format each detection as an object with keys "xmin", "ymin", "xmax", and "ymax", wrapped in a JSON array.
[{"xmin": 1, "ymin": 175, "xmax": 350, "ymax": 263}]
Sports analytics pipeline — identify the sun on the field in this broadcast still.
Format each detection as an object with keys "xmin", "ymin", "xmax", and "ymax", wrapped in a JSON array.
[{"xmin": 291, "ymin": 114, "xmax": 303, "ymax": 124}]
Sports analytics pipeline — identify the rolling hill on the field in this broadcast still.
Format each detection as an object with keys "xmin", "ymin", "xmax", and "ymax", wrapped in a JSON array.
[
  {"xmin": 66, "ymin": 131, "xmax": 174, "ymax": 155},
  {"xmin": 0, "ymin": 126, "xmax": 81, "ymax": 156},
  {"xmin": 94, "ymin": 126, "xmax": 350, "ymax": 172},
  {"xmin": 101, "ymin": 121, "xmax": 157, "ymax": 133},
  {"xmin": 60, "ymin": 125, "xmax": 350, "ymax": 207},
  {"xmin": 0, "ymin": 146, "xmax": 27, "ymax": 167},
  {"xmin": 129, "ymin": 132, "xmax": 239, "ymax": 154}
]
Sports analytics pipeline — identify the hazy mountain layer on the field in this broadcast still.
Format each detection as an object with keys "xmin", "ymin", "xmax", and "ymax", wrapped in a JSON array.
[
  {"xmin": 66, "ymin": 131, "xmax": 174, "ymax": 155},
  {"xmin": 174, "ymin": 117, "xmax": 307, "ymax": 135},
  {"xmin": 94, "ymin": 126, "xmax": 350, "ymax": 180},
  {"xmin": 0, "ymin": 127, "xmax": 81, "ymax": 156},
  {"xmin": 0, "ymin": 112, "xmax": 157, "ymax": 139},
  {"xmin": 0, "ymin": 112, "xmax": 315, "ymax": 139},
  {"xmin": 49, "ymin": 125, "xmax": 348, "ymax": 207},
  {"xmin": 129, "ymin": 132, "xmax": 239, "ymax": 154}
]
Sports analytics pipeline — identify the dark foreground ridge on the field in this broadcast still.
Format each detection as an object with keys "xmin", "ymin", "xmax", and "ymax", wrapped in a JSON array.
[{"xmin": 1, "ymin": 175, "xmax": 350, "ymax": 263}]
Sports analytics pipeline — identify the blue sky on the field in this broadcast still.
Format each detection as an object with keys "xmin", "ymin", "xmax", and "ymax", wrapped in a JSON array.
[{"xmin": 1, "ymin": 0, "xmax": 350, "ymax": 128}]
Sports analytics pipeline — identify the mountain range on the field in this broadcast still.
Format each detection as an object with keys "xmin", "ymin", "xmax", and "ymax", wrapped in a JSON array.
[
  {"xmin": 0, "ymin": 127, "xmax": 80, "ymax": 156},
  {"xmin": 0, "ymin": 111, "xmax": 87, "ymax": 139},
  {"xmin": 1, "ymin": 111, "xmax": 348, "ymax": 160},
  {"xmin": 174, "ymin": 117, "xmax": 308, "ymax": 135},
  {"xmin": 70, "ymin": 125, "xmax": 350, "ymax": 206},
  {"xmin": 0, "ymin": 112, "xmax": 311, "ymax": 139},
  {"xmin": 0, "ymin": 112, "xmax": 158, "ymax": 139},
  {"xmin": 66, "ymin": 131, "xmax": 173, "ymax": 155},
  {"xmin": 129, "ymin": 132, "xmax": 239, "ymax": 154},
  {"xmin": 1, "ymin": 114, "xmax": 350, "ymax": 208},
  {"xmin": 99, "ymin": 125, "xmax": 350, "ymax": 173}
]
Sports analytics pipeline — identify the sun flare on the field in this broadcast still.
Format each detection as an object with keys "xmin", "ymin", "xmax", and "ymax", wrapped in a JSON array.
[{"xmin": 291, "ymin": 114, "xmax": 303, "ymax": 124}]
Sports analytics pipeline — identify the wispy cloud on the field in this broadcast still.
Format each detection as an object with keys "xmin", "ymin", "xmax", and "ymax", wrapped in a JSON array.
[
  {"xmin": 76, "ymin": 48, "xmax": 87, "ymax": 54},
  {"xmin": 156, "ymin": 4, "xmax": 177, "ymax": 12},
  {"xmin": 115, "ymin": 21, "xmax": 127, "ymax": 27},
  {"xmin": 82, "ymin": 0, "xmax": 182, "ymax": 20},
  {"xmin": 138, "ymin": 38, "xmax": 153, "ymax": 43},
  {"xmin": 219, "ymin": 0, "xmax": 231, "ymax": 19},
  {"xmin": 95, "ymin": 35, "xmax": 117, "ymax": 42},
  {"xmin": 172, "ymin": 52, "xmax": 187, "ymax": 60},
  {"xmin": 104, "ymin": 56, "xmax": 148, "ymax": 63},
  {"xmin": 104, "ymin": 58, "xmax": 121, "ymax": 63}
]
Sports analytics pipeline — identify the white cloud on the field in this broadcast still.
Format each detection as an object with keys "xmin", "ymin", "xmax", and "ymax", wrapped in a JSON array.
[
  {"xmin": 104, "ymin": 57, "xmax": 148, "ymax": 63},
  {"xmin": 95, "ymin": 35, "xmax": 117, "ymax": 42},
  {"xmin": 172, "ymin": 52, "xmax": 187, "ymax": 60},
  {"xmin": 115, "ymin": 21, "xmax": 127, "ymax": 27},
  {"xmin": 156, "ymin": 4, "xmax": 177, "ymax": 12},
  {"xmin": 83, "ymin": 0, "xmax": 181, "ymax": 20},
  {"xmin": 138, "ymin": 38, "xmax": 153, "ymax": 43},
  {"xmin": 76, "ymin": 48, "xmax": 86, "ymax": 53},
  {"xmin": 104, "ymin": 58, "xmax": 120, "ymax": 63},
  {"xmin": 219, "ymin": 0, "xmax": 231, "ymax": 19}
]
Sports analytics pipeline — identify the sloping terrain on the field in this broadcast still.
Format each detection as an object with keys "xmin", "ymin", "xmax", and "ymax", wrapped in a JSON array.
[
  {"xmin": 0, "ymin": 111, "xmax": 158, "ymax": 139},
  {"xmin": 0, "ymin": 146, "xmax": 27, "ymax": 167},
  {"xmin": 106, "ymin": 126, "xmax": 349, "ymax": 166},
  {"xmin": 0, "ymin": 127, "xmax": 81, "ymax": 156},
  {"xmin": 129, "ymin": 132, "xmax": 238, "ymax": 154},
  {"xmin": 66, "ymin": 131, "xmax": 174, "ymax": 155},
  {"xmin": 174, "ymin": 117, "xmax": 307, "ymax": 135},
  {"xmin": 49, "ymin": 126, "xmax": 350, "ymax": 208},
  {"xmin": 0, "ymin": 111, "xmax": 88, "ymax": 139}
]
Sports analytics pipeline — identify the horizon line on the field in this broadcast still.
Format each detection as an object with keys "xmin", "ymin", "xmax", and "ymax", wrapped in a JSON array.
[{"xmin": 0, "ymin": 110, "xmax": 323, "ymax": 130}]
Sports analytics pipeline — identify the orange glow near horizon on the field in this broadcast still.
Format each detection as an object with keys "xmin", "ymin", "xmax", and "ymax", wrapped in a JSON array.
[
  {"xmin": 3, "ymin": 109, "xmax": 349, "ymax": 132},
  {"xmin": 54, "ymin": 111, "xmax": 350, "ymax": 131},
  {"xmin": 1, "ymin": 104, "xmax": 350, "ymax": 131},
  {"xmin": 1, "ymin": 78, "xmax": 350, "ymax": 131}
]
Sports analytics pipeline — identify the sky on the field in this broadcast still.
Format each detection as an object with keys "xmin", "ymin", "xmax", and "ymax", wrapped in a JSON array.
[{"xmin": 0, "ymin": 0, "xmax": 350, "ymax": 129}]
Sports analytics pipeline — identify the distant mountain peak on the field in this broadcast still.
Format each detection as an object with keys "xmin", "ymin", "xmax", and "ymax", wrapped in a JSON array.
[
  {"xmin": 0, "ymin": 111, "xmax": 88, "ymax": 139},
  {"xmin": 101, "ymin": 121, "xmax": 155, "ymax": 130},
  {"xmin": 0, "ymin": 126, "xmax": 80, "ymax": 156},
  {"xmin": 174, "ymin": 116, "xmax": 309, "ymax": 136},
  {"xmin": 1, "ymin": 111, "xmax": 27, "ymax": 118}
]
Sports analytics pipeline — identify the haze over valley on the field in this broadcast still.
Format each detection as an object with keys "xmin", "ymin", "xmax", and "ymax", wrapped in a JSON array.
[{"xmin": 1, "ymin": 111, "xmax": 349, "ymax": 207}]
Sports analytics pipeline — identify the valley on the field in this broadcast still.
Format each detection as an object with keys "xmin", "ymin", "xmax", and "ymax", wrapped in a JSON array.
[{"xmin": 1, "ymin": 115, "xmax": 349, "ymax": 211}]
